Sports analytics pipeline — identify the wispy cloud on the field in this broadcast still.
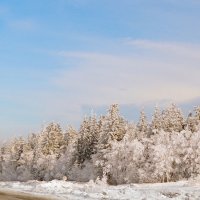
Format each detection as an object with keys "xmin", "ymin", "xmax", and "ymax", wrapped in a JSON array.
[
  {"xmin": 54, "ymin": 40, "xmax": 200, "ymax": 108},
  {"xmin": 126, "ymin": 39, "xmax": 200, "ymax": 60}
]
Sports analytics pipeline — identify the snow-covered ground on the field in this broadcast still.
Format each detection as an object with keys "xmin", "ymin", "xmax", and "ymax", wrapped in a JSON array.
[{"xmin": 0, "ymin": 180, "xmax": 200, "ymax": 200}]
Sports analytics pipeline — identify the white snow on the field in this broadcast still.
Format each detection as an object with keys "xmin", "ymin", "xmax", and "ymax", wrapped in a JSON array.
[{"xmin": 0, "ymin": 180, "xmax": 200, "ymax": 200}]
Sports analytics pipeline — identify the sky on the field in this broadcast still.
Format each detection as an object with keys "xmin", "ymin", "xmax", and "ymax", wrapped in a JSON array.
[{"xmin": 0, "ymin": 0, "xmax": 200, "ymax": 138}]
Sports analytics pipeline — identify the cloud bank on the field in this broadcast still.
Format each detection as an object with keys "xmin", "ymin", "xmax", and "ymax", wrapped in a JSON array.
[{"xmin": 53, "ymin": 40, "xmax": 200, "ymax": 108}]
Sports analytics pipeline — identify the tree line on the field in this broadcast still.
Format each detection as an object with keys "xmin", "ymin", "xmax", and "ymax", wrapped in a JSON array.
[{"xmin": 0, "ymin": 104, "xmax": 200, "ymax": 184}]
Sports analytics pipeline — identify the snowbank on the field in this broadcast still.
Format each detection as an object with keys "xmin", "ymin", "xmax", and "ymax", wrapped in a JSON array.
[{"xmin": 0, "ymin": 180, "xmax": 200, "ymax": 200}]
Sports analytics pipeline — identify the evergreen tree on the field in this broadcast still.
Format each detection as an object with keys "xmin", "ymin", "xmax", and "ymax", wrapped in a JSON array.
[
  {"xmin": 151, "ymin": 106, "xmax": 163, "ymax": 134},
  {"xmin": 162, "ymin": 103, "xmax": 184, "ymax": 132},
  {"xmin": 194, "ymin": 106, "xmax": 200, "ymax": 131},
  {"xmin": 38, "ymin": 122, "xmax": 64, "ymax": 158},
  {"xmin": 99, "ymin": 104, "xmax": 127, "ymax": 145},
  {"xmin": 123, "ymin": 122, "xmax": 137, "ymax": 142},
  {"xmin": 93, "ymin": 104, "xmax": 127, "ymax": 180},
  {"xmin": 186, "ymin": 112, "xmax": 198, "ymax": 132},
  {"xmin": 76, "ymin": 114, "xmax": 99, "ymax": 165},
  {"xmin": 137, "ymin": 110, "xmax": 149, "ymax": 138},
  {"xmin": 195, "ymin": 106, "xmax": 200, "ymax": 121},
  {"xmin": 64, "ymin": 126, "xmax": 78, "ymax": 146},
  {"xmin": 10, "ymin": 137, "xmax": 26, "ymax": 169}
]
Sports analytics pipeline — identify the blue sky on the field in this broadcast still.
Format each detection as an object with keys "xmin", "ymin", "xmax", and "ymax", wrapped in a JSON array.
[{"xmin": 0, "ymin": 0, "xmax": 200, "ymax": 138}]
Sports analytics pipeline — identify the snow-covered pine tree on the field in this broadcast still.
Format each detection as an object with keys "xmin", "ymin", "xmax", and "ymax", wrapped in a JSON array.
[
  {"xmin": 27, "ymin": 133, "xmax": 38, "ymax": 151},
  {"xmin": 98, "ymin": 104, "xmax": 127, "ymax": 146},
  {"xmin": 123, "ymin": 122, "xmax": 137, "ymax": 142},
  {"xmin": 75, "ymin": 117, "xmax": 88, "ymax": 165},
  {"xmin": 93, "ymin": 104, "xmax": 127, "ymax": 181},
  {"xmin": 53, "ymin": 126, "xmax": 78, "ymax": 181},
  {"xmin": 14, "ymin": 136, "xmax": 37, "ymax": 181},
  {"xmin": 195, "ymin": 106, "xmax": 200, "ymax": 121},
  {"xmin": 75, "ymin": 113, "xmax": 99, "ymax": 165},
  {"xmin": 35, "ymin": 123, "xmax": 64, "ymax": 180},
  {"xmin": 162, "ymin": 103, "xmax": 185, "ymax": 132},
  {"xmin": 151, "ymin": 106, "xmax": 163, "ymax": 134},
  {"xmin": 0, "ymin": 141, "xmax": 13, "ymax": 181},
  {"xmin": 64, "ymin": 126, "xmax": 78, "ymax": 146},
  {"xmin": 194, "ymin": 106, "xmax": 200, "ymax": 131},
  {"xmin": 20, "ymin": 133, "xmax": 40, "ymax": 180},
  {"xmin": 186, "ymin": 112, "xmax": 198, "ymax": 132},
  {"xmin": 2, "ymin": 137, "xmax": 27, "ymax": 180},
  {"xmin": 83, "ymin": 114, "xmax": 99, "ymax": 156},
  {"xmin": 10, "ymin": 137, "xmax": 26, "ymax": 168},
  {"xmin": 0, "ymin": 146, "xmax": 5, "ymax": 174},
  {"xmin": 137, "ymin": 110, "xmax": 149, "ymax": 139},
  {"xmin": 38, "ymin": 122, "xmax": 64, "ymax": 158}
]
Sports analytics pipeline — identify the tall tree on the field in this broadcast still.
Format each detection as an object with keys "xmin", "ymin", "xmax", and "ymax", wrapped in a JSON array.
[
  {"xmin": 162, "ymin": 103, "xmax": 184, "ymax": 132},
  {"xmin": 76, "ymin": 114, "xmax": 99, "ymax": 165},
  {"xmin": 38, "ymin": 122, "xmax": 64, "ymax": 158},
  {"xmin": 151, "ymin": 106, "xmax": 163, "ymax": 134},
  {"xmin": 137, "ymin": 110, "xmax": 149, "ymax": 138}
]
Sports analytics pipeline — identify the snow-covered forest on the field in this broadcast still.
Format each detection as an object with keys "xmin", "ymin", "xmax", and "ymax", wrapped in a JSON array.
[{"xmin": 1, "ymin": 104, "xmax": 200, "ymax": 185}]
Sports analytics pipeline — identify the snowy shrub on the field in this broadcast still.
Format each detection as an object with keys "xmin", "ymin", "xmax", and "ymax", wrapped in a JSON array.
[{"xmin": 101, "ymin": 140, "xmax": 142, "ymax": 184}]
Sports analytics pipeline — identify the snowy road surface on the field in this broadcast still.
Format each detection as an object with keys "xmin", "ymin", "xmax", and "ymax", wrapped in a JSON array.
[
  {"xmin": 1, "ymin": 180, "xmax": 200, "ymax": 199},
  {"xmin": 0, "ymin": 189, "xmax": 53, "ymax": 200}
]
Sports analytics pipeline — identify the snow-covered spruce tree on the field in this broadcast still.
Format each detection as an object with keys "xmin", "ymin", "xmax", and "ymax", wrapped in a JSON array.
[
  {"xmin": 195, "ymin": 106, "xmax": 200, "ymax": 121},
  {"xmin": 123, "ymin": 122, "xmax": 138, "ymax": 141},
  {"xmin": 38, "ymin": 122, "xmax": 64, "ymax": 157},
  {"xmin": 0, "ymin": 145, "xmax": 7, "ymax": 180},
  {"xmin": 27, "ymin": 133, "xmax": 40, "ymax": 180},
  {"xmin": 194, "ymin": 106, "xmax": 200, "ymax": 131},
  {"xmin": 66, "ymin": 114, "xmax": 100, "ymax": 182},
  {"xmin": 75, "ymin": 114, "xmax": 99, "ymax": 166},
  {"xmin": 53, "ymin": 126, "xmax": 78, "ymax": 180},
  {"xmin": 98, "ymin": 104, "xmax": 127, "ymax": 147},
  {"xmin": 11, "ymin": 137, "xmax": 26, "ymax": 175},
  {"xmin": 36, "ymin": 122, "xmax": 64, "ymax": 180},
  {"xmin": 186, "ymin": 112, "xmax": 198, "ymax": 133},
  {"xmin": 0, "ymin": 147, "xmax": 4, "ymax": 174},
  {"xmin": 0, "ymin": 140, "xmax": 18, "ymax": 181},
  {"xmin": 162, "ymin": 103, "xmax": 185, "ymax": 132},
  {"xmin": 27, "ymin": 133, "xmax": 38, "ymax": 151},
  {"xmin": 60, "ymin": 125, "xmax": 78, "ymax": 159},
  {"xmin": 151, "ymin": 106, "xmax": 163, "ymax": 134},
  {"xmin": 15, "ymin": 136, "xmax": 37, "ymax": 181},
  {"xmin": 92, "ymin": 104, "xmax": 128, "ymax": 181},
  {"xmin": 137, "ymin": 110, "xmax": 149, "ymax": 139},
  {"xmin": 0, "ymin": 144, "xmax": 8, "ymax": 179},
  {"xmin": 1, "ymin": 137, "xmax": 29, "ymax": 181},
  {"xmin": 64, "ymin": 126, "xmax": 78, "ymax": 147}
]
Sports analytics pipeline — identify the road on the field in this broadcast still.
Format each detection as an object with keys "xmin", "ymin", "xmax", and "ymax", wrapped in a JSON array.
[{"xmin": 0, "ymin": 190, "xmax": 54, "ymax": 200}]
